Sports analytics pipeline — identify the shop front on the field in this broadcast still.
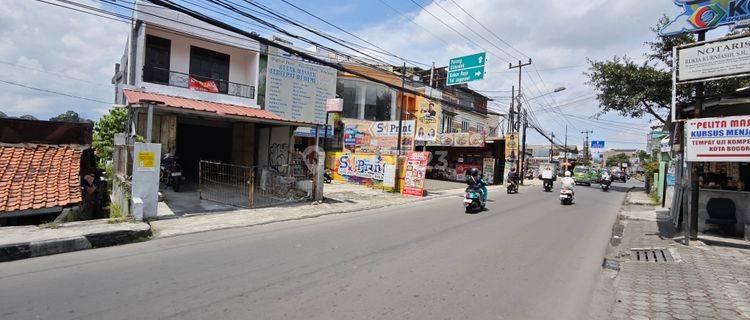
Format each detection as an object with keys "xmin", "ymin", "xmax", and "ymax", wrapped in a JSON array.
[{"xmin": 425, "ymin": 133, "xmax": 504, "ymax": 185}]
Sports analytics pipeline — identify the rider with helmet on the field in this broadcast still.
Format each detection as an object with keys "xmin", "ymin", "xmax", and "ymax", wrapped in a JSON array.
[
  {"xmin": 561, "ymin": 171, "xmax": 576, "ymax": 194},
  {"xmin": 466, "ymin": 167, "xmax": 488, "ymax": 202}
]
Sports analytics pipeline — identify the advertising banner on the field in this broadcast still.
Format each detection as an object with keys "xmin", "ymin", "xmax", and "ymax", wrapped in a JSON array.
[
  {"xmin": 265, "ymin": 47, "xmax": 337, "ymax": 124},
  {"xmin": 483, "ymin": 158, "xmax": 496, "ymax": 184},
  {"xmin": 505, "ymin": 133, "xmax": 519, "ymax": 160},
  {"xmin": 685, "ymin": 115, "xmax": 750, "ymax": 162},
  {"xmin": 455, "ymin": 163, "xmax": 483, "ymax": 181},
  {"xmin": 415, "ymin": 96, "xmax": 441, "ymax": 142},
  {"xmin": 677, "ymin": 35, "xmax": 750, "ymax": 82},
  {"xmin": 403, "ymin": 151, "xmax": 429, "ymax": 197},
  {"xmin": 427, "ymin": 132, "xmax": 484, "ymax": 147},
  {"xmin": 328, "ymin": 152, "xmax": 398, "ymax": 191},
  {"xmin": 661, "ymin": 1, "xmax": 750, "ymax": 36},
  {"xmin": 188, "ymin": 77, "xmax": 219, "ymax": 93},
  {"xmin": 343, "ymin": 119, "xmax": 415, "ymax": 155}
]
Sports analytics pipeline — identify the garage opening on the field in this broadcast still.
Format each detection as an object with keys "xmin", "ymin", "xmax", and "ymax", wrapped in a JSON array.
[{"xmin": 176, "ymin": 120, "xmax": 233, "ymax": 182}]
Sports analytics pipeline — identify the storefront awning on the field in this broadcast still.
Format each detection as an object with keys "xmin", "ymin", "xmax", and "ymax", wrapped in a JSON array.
[{"xmin": 123, "ymin": 89, "xmax": 318, "ymax": 127}]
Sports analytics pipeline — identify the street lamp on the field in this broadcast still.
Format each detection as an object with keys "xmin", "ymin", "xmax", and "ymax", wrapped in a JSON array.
[{"xmin": 524, "ymin": 87, "xmax": 566, "ymax": 102}]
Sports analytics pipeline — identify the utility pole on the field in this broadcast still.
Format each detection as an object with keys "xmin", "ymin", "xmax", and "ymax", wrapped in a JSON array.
[
  {"xmin": 509, "ymin": 59, "xmax": 531, "ymax": 178},
  {"xmin": 396, "ymin": 62, "xmax": 407, "ymax": 156},
  {"xmin": 581, "ymin": 130, "xmax": 593, "ymax": 165},
  {"xmin": 520, "ymin": 110, "xmax": 528, "ymax": 184},
  {"xmin": 508, "ymin": 85, "xmax": 515, "ymax": 134},
  {"xmin": 549, "ymin": 132, "xmax": 555, "ymax": 162},
  {"xmin": 688, "ymin": 31, "xmax": 707, "ymax": 242},
  {"xmin": 563, "ymin": 125, "xmax": 568, "ymax": 170}
]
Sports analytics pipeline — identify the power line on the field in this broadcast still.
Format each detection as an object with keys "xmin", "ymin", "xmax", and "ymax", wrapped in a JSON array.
[
  {"xmin": 0, "ymin": 78, "xmax": 111, "ymax": 104},
  {"xmin": 0, "ymin": 60, "xmax": 113, "ymax": 87},
  {"xmin": 445, "ymin": 0, "xmax": 527, "ymax": 60}
]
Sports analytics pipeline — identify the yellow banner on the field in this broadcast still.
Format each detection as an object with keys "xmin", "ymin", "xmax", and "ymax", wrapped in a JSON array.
[
  {"xmin": 415, "ymin": 96, "xmax": 441, "ymax": 142},
  {"xmin": 505, "ymin": 133, "xmax": 518, "ymax": 160}
]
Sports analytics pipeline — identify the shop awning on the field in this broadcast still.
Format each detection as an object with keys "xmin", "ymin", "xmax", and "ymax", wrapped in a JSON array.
[{"xmin": 123, "ymin": 89, "xmax": 318, "ymax": 127}]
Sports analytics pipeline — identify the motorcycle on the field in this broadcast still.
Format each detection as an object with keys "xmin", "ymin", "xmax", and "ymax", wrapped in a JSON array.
[
  {"xmin": 160, "ymin": 154, "xmax": 184, "ymax": 192},
  {"xmin": 506, "ymin": 179, "xmax": 519, "ymax": 194},
  {"xmin": 560, "ymin": 187, "xmax": 574, "ymax": 205},
  {"xmin": 464, "ymin": 184, "xmax": 486, "ymax": 213},
  {"xmin": 600, "ymin": 176, "xmax": 612, "ymax": 192},
  {"xmin": 543, "ymin": 179, "xmax": 553, "ymax": 192}
]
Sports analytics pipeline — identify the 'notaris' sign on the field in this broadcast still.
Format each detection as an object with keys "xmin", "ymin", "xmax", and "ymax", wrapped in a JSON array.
[{"xmin": 677, "ymin": 35, "xmax": 750, "ymax": 82}]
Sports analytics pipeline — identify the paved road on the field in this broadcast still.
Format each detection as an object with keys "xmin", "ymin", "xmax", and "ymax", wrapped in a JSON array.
[{"xmin": 0, "ymin": 181, "xmax": 635, "ymax": 320}]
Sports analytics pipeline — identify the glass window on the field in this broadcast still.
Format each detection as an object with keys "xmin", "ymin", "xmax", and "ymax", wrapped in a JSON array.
[
  {"xmin": 143, "ymin": 35, "xmax": 171, "ymax": 84},
  {"xmin": 189, "ymin": 46, "xmax": 230, "ymax": 93},
  {"xmin": 461, "ymin": 119, "xmax": 470, "ymax": 132},
  {"xmin": 476, "ymin": 123, "xmax": 484, "ymax": 133},
  {"xmin": 337, "ymin": 79, "xmax": 359, "ymax": 119},
  {"xmin": 442, "ymin": 114, "xmax": 454, "ymax": 133},
  {"xmin": 364, "ymin": 85, "xmax": 392, "ymax": 121},
  {"xmin": 336, "ymin": 78, "xmax": 392, "ymax": 121}
]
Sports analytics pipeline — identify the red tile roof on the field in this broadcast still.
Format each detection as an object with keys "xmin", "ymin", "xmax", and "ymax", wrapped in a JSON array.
[
  {"xmin": 0, "ymin": 145, "xmax": 82, "ymax": 213},
  {"xmin": 123, "ymin": 89, "xmax": 286, "ymax": 122}
]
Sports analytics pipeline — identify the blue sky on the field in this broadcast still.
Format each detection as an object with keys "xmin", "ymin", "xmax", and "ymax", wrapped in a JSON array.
[{"xmin": 0, "ymin": 0, "xmax": 695, "ymax": 151}]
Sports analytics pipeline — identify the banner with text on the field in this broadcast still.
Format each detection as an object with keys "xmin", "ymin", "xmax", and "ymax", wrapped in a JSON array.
[
  {"xmin": 686, "ymin": 115, "xmax": 750, "ymax": 162},
  {"xmin": 426, "ymin": 132, "xmax": 484, "ymax": 147},
  {"xmin": 403, "ymin": 151, "xmax": 429, "ymax": 197},
  {"xmin": 343, "ymin": 119, "xmax": 415, "ymax": 155},
  {"xmin": 415, "ymin": 96, "xmax": 441, "ymax": 142},
  {"xmin": 678, "ymin": 35, "xmax": 750, "ymax": 82},
  {"xmin": 327, "ymin": 152, "xmax": 398, "ymax": 192}
]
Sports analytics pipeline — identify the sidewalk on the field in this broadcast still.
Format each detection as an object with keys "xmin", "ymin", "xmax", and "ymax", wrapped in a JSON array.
[
  {"xmin": 607, "ymin": 190, "xmax": 750, "ymax": 320},
  {"xmin": 0, "ymin": 219, "xmax": 151, "ymax": 262}
]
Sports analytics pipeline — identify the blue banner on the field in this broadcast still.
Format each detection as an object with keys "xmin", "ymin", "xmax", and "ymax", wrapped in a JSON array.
[{"xmin": 661, "ymin": 0, "xmax": 750, "ymax": 36}]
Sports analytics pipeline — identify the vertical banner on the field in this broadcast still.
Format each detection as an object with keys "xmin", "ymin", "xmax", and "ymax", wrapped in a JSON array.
[
  {"xmin": 403, "ymin": 151, "xmax": 429, "ymax": 197},
  {"xmin": 505, "ymin": 133, "xmax": 518, "ymax": 161},
  {"xmin": 415, "ymin": 96, "xmax": 441, "ymax": 142},
  {"xmin": 483, "ymin": 158, "xmax": 496, "ymax": 184}
]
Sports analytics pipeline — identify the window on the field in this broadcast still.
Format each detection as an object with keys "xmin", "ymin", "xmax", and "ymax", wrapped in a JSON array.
[
  {"xmin": 442, "ymin": 114, "xmax": 454, "ymax": 133},
  {"xmin": 143, "ymin": 35, "xmax": 171, "ymax": 84},
  {"xmin": 461, "ymin": 119, "xmax": 470, "ymax": 133},
  {"xmin": 476, "ymin": 123, "xmax": 485, "ymax": 134},
  {"xmin": 189, "ymin": 46, "xmax": 230, "ymax": 93},
  {"xmin": 364, "ymin": 86, "xmax": 392, "ymax": 121},
  {"xmin": 336, "ymin": 78, "xmax": 393, "ymax": 121},
  {"xmin": 337, "ymin": 79, "xmax": 359, "ymax": 119}
]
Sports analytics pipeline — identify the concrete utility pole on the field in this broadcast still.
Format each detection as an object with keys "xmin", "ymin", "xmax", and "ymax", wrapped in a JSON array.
[
  {"xmin": 563, "ymin": 125, "xmax": 568, "ymax": 169},
  {"xmin": 581, "ymin": 130, "xmax": 593, "ymax": 164},
  {"xmin": 509, "ymin": 59, "xmax": 531, "ymax": 178},
  {"xmin": 549, "ymin": 132, "xmax": 555, "ymax": 162},
  {"xmin": 508, "ymin": 85, "xmax": 515, "ymax": 134},
  {"xmin": 688, "ymin": 31, "xmax": 707, "ymax": 243},
  {"xmin": 396, "ymin": 62, "xmax": 407, "ymax": 156},
  {"xmin": 520, "ymin": 110, "xmax": 528, "ymax": 184}
]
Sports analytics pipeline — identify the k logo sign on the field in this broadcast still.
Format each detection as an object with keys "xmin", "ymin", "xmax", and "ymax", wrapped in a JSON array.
[{"xmin": 661, "ymin": 0, "xmax": 750, "ymax": 36}]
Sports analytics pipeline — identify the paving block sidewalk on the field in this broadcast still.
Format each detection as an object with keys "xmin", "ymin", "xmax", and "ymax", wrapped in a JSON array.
[
  {"xmin": 150, "ymin": 181, "xmax": 512, "ymax": 239},
  {"xmin": 0, "ymin": 219, "xmax": 151, "ymax": 262},
  {"xmin": 609, "ymin": 191, "xmax": 750, "ymax": 320}
]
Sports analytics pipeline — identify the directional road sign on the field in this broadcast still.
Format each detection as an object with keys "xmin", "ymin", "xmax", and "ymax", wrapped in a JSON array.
[
  {"xmin": 591, "ymin": 140, "xmax": 605, "ymax": 149},
  {"xmin": 447, "ymin": 52, "xmax": 486, "ymax": 86}
]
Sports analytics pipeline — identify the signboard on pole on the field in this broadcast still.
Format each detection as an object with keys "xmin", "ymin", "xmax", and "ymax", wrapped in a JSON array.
[
  {"xmin": 447, "ymin": 52, "xmax": 486, "ymax": 86},
  {"xmin": 591, "ymin": 140, "xmax": 605, "ymax": 149},
  {"xmin": 685, "ymin": 115, "xmax": 750, "ymax": 162},
  {"xmin": 677, "ymin": 35, "xmax": 750, "ymax": 83},
  {"xmin": 415, "ymin": 96, "xmax": 441, "ymax": 142},
  {"xmin": 505, "ymin": 133, "xmax": 518, "ymax": 161},
  {"xmin": 661, "ymin": 0, "xmax": 750, "ymax": 36}
]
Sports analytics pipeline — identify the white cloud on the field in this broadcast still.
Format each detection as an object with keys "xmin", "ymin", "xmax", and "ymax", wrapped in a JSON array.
[{"xmin": 0, "ymin": 0, "xmax": 128, "ymax": 120}]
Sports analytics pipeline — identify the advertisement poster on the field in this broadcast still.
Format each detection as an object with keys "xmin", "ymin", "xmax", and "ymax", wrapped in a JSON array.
[
  {"xmin": 427, "ymin": 132, "xmax": 484, "ymax": 147},
  {"xmin": 342, "ymin": 119, "xmax": 415, "ymax": 155},
  {"xmin": 483, "ymin": 158, "xmax": 496, "ymax": 184},
  {"xmin": 415, "ymin": 96, "xmax": 441, "ymax": 142},
  {"xmin": 505, "ymin": 133, "xmax": 519, "ymax": 160},
  {"xmin": 403, "ymin": 152, "xmax": 429, "ymax": 197},
  {"xmin": 265, "ymin": 47, "xmax": 337, "ymax": 124},
  {"xmin": 328, "ymin": 152, "xmax": 397, "ymax": 191},
  {"xmin": 685, "ymin": 115, "xmax": 750, "ymax": 162},
  {"xmin": 677, "ymin": 35, "xmax": 750, "ymax": 82},
  {"xmin": 455, "ymin": 163, "xmax": 482, "ymax": 181}
]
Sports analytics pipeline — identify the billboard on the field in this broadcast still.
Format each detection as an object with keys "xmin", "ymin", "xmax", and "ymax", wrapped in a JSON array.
[
  {"xmin": 415, "ymin": 96, "xmax": 441, "ymax": 142},
  {"xmin": 505, "ymin": 133, "xmax": 519, "ymax": 160},
  {"xmin": 427, "ymin": 132, "xmax": 485, "ymax": 147},
  {"xmin": 661, "ymin": 0, "xmax": 750, "ymax": 36},
  {"xmin": 264, "ymin": 47, "xmax": 337, "ymax": 124},
  {"xmin": 677, "ymin": 35, "xmax": 750, "ymax": 82},
  {"xmin": 342, "ymin": 119, "xmax": 415, "ymax": 155},
  {"xmin": 685, "ymin": 115, "xmax": 750, "ymax": 162},
  {"xmin": 327, "ymin": 152, "xmax": 398, "ymax": 192}
]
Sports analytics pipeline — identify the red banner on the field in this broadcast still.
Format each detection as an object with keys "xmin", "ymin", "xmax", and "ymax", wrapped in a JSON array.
[
  {"xmin": 188, "ymin": 76, "xmax": 219, "ymax": 93},
  {"xmin": 402, "ymin": 151, "xmax": 429, "ymax": 197}
]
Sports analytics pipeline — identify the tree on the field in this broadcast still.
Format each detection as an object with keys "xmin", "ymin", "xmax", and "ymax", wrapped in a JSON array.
[
  {"xmin": 636, "ymin": 150, "xmax": 651, "ymax": 162},
  {"xmin": 585, "ymin": 16, "xmax": 750, "ymax": 126},
  {"xmin": 50, "ymin": 110, "xmax": 88, "ymax": 122},
  {"xmin": 19, "ymin": 114, "xmax": 37, "ymax": 120},
  {"xmin": 606, "ymin": 153, "xmax": 631, "ymax": 168},
  {"xmin": 93, "ymin": 107, "xmax": 127, "ymax": 164},
  {"xmin": 0, "ymin": 111, "xmax": 6, "ymax": 118}
]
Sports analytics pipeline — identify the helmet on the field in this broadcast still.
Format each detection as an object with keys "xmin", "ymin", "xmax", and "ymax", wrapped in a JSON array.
[
  {"xmin": 564, "ymin": 171, "xmax": 572, "ymax": 177},
  {"xmin": 510, "ymin": 167, "xmax": 517, "ymax": 172},
  {"xmin": 469, "ymin": 168, "xmax": 480, "ymax": 177}
]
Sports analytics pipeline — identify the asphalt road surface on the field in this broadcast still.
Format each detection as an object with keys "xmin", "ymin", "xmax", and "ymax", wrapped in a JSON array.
[{"xmin": 0, "ymin": 180, "xmax": 637, "ymax": 320}]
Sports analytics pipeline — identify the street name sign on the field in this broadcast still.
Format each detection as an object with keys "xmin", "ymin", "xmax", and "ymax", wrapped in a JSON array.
[
  {"xmin": 447, "ymin": 52, "xmax": 486, "ymax": 86},
  {"xmin": 591, "ymin": 140, "xmax": 605, "ymax": 148}
]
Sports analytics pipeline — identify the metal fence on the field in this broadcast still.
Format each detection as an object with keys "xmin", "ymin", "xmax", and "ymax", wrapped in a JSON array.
[{"xmin": 199, "ymin": 161, "xmax": 312, "ymax": 209}]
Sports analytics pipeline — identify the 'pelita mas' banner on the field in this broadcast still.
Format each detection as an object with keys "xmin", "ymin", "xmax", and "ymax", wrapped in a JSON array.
[{"xmin": 686, "ymin": 115, "xmax": 750, "ymax": 162}]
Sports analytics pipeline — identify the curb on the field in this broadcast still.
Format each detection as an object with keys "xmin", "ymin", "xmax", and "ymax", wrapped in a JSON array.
[{"xmin": 0, "ymin": 227, "xmax": 152, "ymax": 263}]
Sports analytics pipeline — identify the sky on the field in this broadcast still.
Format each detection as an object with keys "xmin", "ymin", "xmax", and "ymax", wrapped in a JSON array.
[{"xmin": 0, "ymin": 0, "xmax": 691, "ymax": 150}]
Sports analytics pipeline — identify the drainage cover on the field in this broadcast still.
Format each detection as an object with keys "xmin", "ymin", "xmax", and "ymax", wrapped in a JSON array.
[{"xmin": 630, "ymin": 248, "xmax": 674, "ymax": 262}]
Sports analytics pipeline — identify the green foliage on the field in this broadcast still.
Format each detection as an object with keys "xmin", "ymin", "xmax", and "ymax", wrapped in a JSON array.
[
  {"xmin": 108, "ymin": 203, "xmax": 126, "ymax": 223},
  {"xmin": 636, "ymin": 150, "xmax": 651, "ymax": 162},
  {"xmin": 50, "ymin": 110, "xmax": 89, "ymax": 123},
  {"xmin": 606, "ymin": 153, "xmax": 631, "ymax": 168},
  {"xmin": 93, "ymin": 107, "xmax": 127, "ymax": 164},
  {"xmin": 0, "ymin": 111, "xmax": 6, "ymax": 118}
]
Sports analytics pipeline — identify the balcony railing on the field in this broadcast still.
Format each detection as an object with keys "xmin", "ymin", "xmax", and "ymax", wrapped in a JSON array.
[{"xmin": 143, "ymin": 66, "xmax": 255, "ymax": 99}]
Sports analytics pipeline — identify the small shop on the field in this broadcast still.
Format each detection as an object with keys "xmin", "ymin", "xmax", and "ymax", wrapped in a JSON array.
[{"xmin": 424, "ymin": 133, "xmax": 504, "ymax": 184}]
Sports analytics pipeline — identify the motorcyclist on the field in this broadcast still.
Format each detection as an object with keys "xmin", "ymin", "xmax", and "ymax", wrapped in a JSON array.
[
  {"xmin": 466, "ymin": 168, "xmax": 488, "ymax": 202},
  {"xmin": 561, "ymin": 171, "xmax": 575, "ymax": 195},
  {"xmin": 541, "ymin": 165, "xmax": 554, "ymax": 190}
]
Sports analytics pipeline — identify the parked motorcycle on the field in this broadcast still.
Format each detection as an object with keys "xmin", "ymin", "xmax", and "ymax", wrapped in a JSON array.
[
  {"xmin": 600, "ymin": 176, "xmax": 612, "ymax": 192},
  {"xmin": 543, "ymin": 179, "xmax": 553, "ymax": 192},
  {"xmin": 160, "ymin": 154, "xmax": 184, "ymax": 192},
  {"xmin": 464, "ymin": 184, "xmax": 486, "ymax": 213},
  {"xmin": 560, "ymin": 187, "xmax": 574, "ymax": 205}
]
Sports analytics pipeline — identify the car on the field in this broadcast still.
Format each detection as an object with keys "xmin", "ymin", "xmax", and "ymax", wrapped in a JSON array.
[{"xmin": 573, "ymin": 166, "xmax": 591, "ymax": 186}]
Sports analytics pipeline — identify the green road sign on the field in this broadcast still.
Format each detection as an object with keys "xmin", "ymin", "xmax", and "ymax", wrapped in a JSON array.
[
  {"xmin": 449, "ymin": 52, "xmax": 486, "ymax": 71},
  {"xmin": 447, "ymin": 66, "xmax": 485, "ymax": 86}
]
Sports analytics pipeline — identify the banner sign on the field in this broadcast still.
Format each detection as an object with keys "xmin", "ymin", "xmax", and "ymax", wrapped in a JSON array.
[
  {"xmin": 415, "ymin": 96, "xmax": 441, "ymax": 142},
  {"xmin": 505, "ymin": 133, "xmax": 519, "ymax": 160},
  {"xmin": 403, "ymin": 151, "xmax": 429, "ymax": 197},
  {"xmin": 456, "ymin": 163, "xmax": 482, "ymax": 181},
  {"xmin": 677, "ymin": 35, "xmax": 750, "ymax": 82},
  {"xmin": 325, "ymin": 98, "xmax": 343, "ymax": 112},
  {"xmin": 265, "ymin": 47, "xmax": 337, "ymax": 124},
  {"xmin": 427, "ymin": 132, "xmax": 484, "ymax": 147},
  {"xmin": 188, "ymin": 77, "xmax": 219, "ymax": 93},
  {"xmin": 685, "ymin": 115, "xmax": 750, "ymax": 162},
  {"xmin": 342, "ymin": 120, "xmax": 415, "ymax": 155},
  {"xmin": 661, "ymin": 0, "xmax": 750, "ymax": 36},
  {"xmin": 483, "ymin": 158, "xmax": 496, "ymax": 184},
  {"xmin": 591, "ymin": 140, "xmax": 605, "ymax": 149},
  {"xmin": 328, "ymin": 152, "xmax": 397, "ymax": 191}
]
